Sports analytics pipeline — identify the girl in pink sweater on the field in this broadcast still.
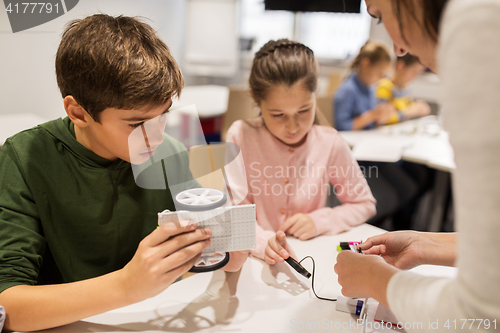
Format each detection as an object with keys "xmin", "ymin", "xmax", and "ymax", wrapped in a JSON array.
[{"xmin": 225, "ymin": 39, "xmax": 376, "ymax": 264}]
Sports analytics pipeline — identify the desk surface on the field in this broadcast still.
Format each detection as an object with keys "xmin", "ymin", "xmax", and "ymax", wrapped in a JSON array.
[
  {"xmin": 38, "ymin": 224, "xmax": 456, "ymax": 333},
  {"xmin": 340, "ymin": 116, "xmax": 456, "ymax": 172},
  {"xmin": 0, "ymin": 113, "xmax": 48, "ymax": 146}
]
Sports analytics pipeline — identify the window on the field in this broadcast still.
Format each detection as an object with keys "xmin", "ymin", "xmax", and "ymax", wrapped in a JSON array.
[{"xmin": 240, "ymin": 0, "xmax": 371, "ymax": 60}]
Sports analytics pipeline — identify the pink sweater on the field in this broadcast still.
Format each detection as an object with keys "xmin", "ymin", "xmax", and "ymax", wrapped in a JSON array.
[{"xmin": 225, "ymin": 118, "xmax": 376, "ymax": 259}]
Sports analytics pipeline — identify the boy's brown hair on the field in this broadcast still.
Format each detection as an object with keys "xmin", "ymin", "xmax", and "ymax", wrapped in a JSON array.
[{"xmin": 55, "ymin": 14, "xmax": 183, "ymax": 121}]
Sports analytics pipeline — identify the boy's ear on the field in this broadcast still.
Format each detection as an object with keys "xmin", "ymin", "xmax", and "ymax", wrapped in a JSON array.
[{"xmin": 64, "ymin": 96, "xmax": 91, "ymax": 128}]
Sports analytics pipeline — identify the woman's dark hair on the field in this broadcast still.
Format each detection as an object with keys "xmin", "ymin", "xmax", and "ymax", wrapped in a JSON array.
[{"xmin": 392, "ymin": 0, "xmax": 448, "ymax": 43}]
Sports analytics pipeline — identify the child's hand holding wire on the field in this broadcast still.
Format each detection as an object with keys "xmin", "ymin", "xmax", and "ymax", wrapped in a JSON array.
[{"xmin": 264, "ymin": 231, "xmax": 298, "ymax": 265}]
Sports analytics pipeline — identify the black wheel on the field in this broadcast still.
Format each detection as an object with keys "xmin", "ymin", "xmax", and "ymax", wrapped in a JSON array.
[{"xmin": 189, "ymin": 252, "xmax": 230, "ymax": 273}]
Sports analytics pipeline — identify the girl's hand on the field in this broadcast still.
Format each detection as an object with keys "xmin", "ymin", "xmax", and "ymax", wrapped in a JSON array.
[
  {"xmin": 279, "ymin": 213, "xmax": 317, "ymax": 240},
  {"xmin": 334, "ymin": 251, "xmax": 398, "ymax": 306},
  {"xmin": 264, "ymin": 231, "xmax": 297, "ymax": 265},
  {"xmin": 119, "ymin": 222, "xmax": 211, "ymax": 303}
]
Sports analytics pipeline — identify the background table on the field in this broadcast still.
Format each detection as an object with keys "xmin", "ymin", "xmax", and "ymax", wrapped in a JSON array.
[
  {"xmin": 339, "ymin": 116, "xmax": 454, "ymax": 172},
  {"xmin": 339, "ymin": 116, "xmax": 455, "ymax": 232},
  {"xmin": 35, "ymin": 224, "xmax": 456, "ymax": 333},
  {"xmin": 170, "ymin": 85, "xmax": 230, "ymax": 144}
]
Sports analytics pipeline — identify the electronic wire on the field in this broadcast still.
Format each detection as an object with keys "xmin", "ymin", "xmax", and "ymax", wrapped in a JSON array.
[{"xmin": 299, "ymin": 256, "xmax": 337, "ymax": 302}]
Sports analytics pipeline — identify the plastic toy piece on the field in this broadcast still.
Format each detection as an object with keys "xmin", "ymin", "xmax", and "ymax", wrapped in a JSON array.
[
  {"xmin": 174, "ymin": 188, "xmax": 227, "ymax": 211},
  {"xmin": 159, "ymin": 188, "xmax": 256, "ymax": 273},
  {"xmin": 337, "ymin": 241, "xmax": 362, "ymax": 253}
]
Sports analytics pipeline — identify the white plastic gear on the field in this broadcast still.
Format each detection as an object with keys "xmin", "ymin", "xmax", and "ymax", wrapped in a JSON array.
[{"xmin": 174, "ymin": 188, "xmax": 226, "ymax": 211}]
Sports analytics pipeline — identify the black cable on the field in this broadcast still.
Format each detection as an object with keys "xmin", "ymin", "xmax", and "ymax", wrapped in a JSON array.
[{"xmin": 299, "ymin": 256, "xmax": 337, "ymax": 302}]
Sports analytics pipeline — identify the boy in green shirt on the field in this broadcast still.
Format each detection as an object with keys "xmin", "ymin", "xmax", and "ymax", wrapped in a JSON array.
[{"xmin": 0, "ymin": 14, "xmax": 247, "ymax": 331}]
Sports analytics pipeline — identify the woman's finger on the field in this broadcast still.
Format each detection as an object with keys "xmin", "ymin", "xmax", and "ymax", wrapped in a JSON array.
[
  {"xmin": 360, "ymin": 233, "xmax": 388, "ymax": 250},
  {"xmin": 363, "ymin": 244, "xmax": 385, "ymax": 255}
]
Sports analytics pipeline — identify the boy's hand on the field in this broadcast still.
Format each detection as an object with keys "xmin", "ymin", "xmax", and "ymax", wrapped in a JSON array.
[
  {"xmin": 264, "ymin": 231, "xmax": 297, "ymax": 265},
  {"xmin": 279, "ymin": 213, "xmax": 317, "ymax": 240},
  {"xmin": 119, "ymin": 222, "xmax": 211, "ymax": 303}
]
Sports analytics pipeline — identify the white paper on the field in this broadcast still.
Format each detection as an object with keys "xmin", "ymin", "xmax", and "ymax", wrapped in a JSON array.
[
  {"xmin": 352, "ymin": 136, "xmax": 413, "ymax": 162},
  {"xmin": 158, "ymin": 204, "xmax": 256, "ymax": 253}
]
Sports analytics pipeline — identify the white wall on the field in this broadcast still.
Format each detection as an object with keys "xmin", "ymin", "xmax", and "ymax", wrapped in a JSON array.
[{"xmin": 0, "ymin": 0, "xmax": 186, "ymax": 120}]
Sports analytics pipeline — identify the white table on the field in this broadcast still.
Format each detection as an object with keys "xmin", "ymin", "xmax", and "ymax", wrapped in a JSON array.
[
  {"xmin": 36, "ymin": 224, "xmax": 456, "ymax": 333},
  {"xmin": 340, "ymin": 116, "xmax": 455, "ymax": 232},
  {"xmin": 0, "ymin": 113, "xmax": 48, "ymax": 147},
  {"xmin": 339, "ymin": 116, "xmax": 455, "ymax": 172}
]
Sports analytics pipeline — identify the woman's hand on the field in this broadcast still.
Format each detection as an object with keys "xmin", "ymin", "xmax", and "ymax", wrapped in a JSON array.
[
  {"xmin": 360, "ymin": 231, "xmax": 456, "ymax": 270},
  {"xmin": 264, "ymin": 231, "xmax": 297, "ymax": 265},
  {"xmin": 334, "ymin": 251, "xmax": 399, "ymax": 307},
  {"xmin": 279, "ymin": 213, "xmax": 317, "ymax": 240}
]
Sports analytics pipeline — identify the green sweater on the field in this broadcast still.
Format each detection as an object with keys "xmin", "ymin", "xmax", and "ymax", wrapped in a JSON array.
[{"xmin": 0, "ymin": 117, "xmax": 195, "ymax": 293}]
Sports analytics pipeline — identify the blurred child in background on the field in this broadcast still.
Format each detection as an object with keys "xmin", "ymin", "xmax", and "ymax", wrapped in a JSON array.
[
  {"xmin": 334, "ymin": 41, "xmax": 395, "ymax": 131},
  {"xmin": 376, "ymin": 54, "xmax": 431, "ymax": 124},
  {"xmin": 334, "ymin": 41, "xmax": 420, "ymax": 229}
]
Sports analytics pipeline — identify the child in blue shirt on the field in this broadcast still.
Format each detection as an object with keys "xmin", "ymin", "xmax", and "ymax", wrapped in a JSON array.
[
  {"xmin": 334, "ymin": 41, "xmax": 396, "ymax": 131},
  {"xmin": 376, "ymin": 54, "xmax": 431, "ymax": 123},
  {"xmin": 334, "ymin": 42, "xmax": 420, "ymax": 229}
]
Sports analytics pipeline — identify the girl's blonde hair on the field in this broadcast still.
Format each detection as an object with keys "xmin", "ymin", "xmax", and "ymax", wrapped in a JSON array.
[
  {"xmin": 350, "ymin": 41, "xmax": 392, "ymax": 70},
  {"xmin": 249, "ymin": 39, "xmax": 318, "ymax": 104}
]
